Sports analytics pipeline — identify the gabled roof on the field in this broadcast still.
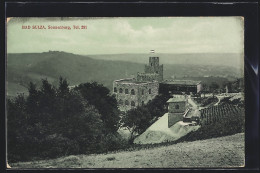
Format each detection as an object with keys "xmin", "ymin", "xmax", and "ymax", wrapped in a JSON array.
[{"xmin": 167, "ymin": 97, "xmax": 186, "ymax": 103}]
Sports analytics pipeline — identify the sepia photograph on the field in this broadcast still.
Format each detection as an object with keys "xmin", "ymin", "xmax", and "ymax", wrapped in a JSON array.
[{"xmin": 6, "ymin": 17, "xmax": 245, "ymax": 168}]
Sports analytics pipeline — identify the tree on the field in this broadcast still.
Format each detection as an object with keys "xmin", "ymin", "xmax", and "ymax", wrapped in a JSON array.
[
  {"xmin": 121, "ymin": 106, "xmax": 152, "ymax": 143},
  {"xmin": 209, "ymin": 82, "xmax": 220, "ymax": 98},
  {"xmin": 202, "ymin": 83, "xmax": 208, "ymax": 98},
  {"xmin": 26, "ymin": 82, "xmax": 39, "ymax": 124},
  {"xmin": 7, "ymin": 78, "xmax": 110, "ymax": 162},
  {"xmin": 74, "ymin": 82, "xmax": 120, "ymax": 133},
  {"xmin": 57, "ymin": 76, "xmax": 70, "ymax": 98},
  {"xmin": 146, "ymin": 94, "xmax": 169, "ymax": 118},
  {"xmin": 7, "ymin": 94, "xmax": 28, "ymax": 162}
]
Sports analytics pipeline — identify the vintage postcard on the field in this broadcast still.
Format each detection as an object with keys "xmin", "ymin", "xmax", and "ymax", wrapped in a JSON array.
[{"xmin": 6, "ymin": 17, "xmax": 245, "ymax": 168}]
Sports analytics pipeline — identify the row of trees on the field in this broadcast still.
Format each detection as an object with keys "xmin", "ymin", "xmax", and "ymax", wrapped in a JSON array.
[
  {"xmin": 7, "ymin": 78, "xmax": 125, "ymax": 162},
  {"xmin": 201, "ymin": 78, "xmax": 244, "ymax": 97}
]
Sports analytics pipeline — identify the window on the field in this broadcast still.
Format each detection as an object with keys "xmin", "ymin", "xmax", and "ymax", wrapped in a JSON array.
[
  {"xmin": 175, "ymin": 105, "xmax": 179, "ymax": 109},
  {"xmin": 131, "ymin": 89, "xmax": 135, "ymax": 95},
  {"xmin": 142, "ymin": 89, "xmax": 144, "ymax": 95},
  {"xmin": 125, "ymin": 100, "xmax": 129, "ymax": 106},
  {"xmin": 119, "ymin": 88, "xmax": 123, "ymax": 93},
  {"xmin": 149, "ymin": 89, "xmax": 151, "ymax": 94},
  {"xmin": 125, "ymin": 88, "xmax": 129, "ymax": 94},
  {"xmin": 114, "ymin": 87, "xmax": 117, "ymax": 93},
  {"xmin": 118, "ymin": 99, "xmax": 123, "ymax": 105},
  {"xmin": 141, "ymin": 101, "xmax": 144, "ymax": 106},
  {"xmin": 131, "ymin": 101, "xmax": 135, "ymax": 106}
]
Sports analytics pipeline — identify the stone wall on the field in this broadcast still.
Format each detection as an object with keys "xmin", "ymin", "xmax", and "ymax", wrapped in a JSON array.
[
  {"xmin": 144, "ymin": 64, "xmax": 163, "ymax": 82},
  {"xmin": 143, "ymin": 56, "xmax": 163, "ymax": 82},
  {"xmin": 137, "ymin": 73, "xmax": 160, "ymax": 82},
  {"xmin": 113, "ymin": 80, "xmax": 159, "ymax": 111},
  {"xmin": 137, "ymin": 82, "xmax": 159, "ymax": 106},
  {"xmin": 168, "ymin": 112, "xmax": 184, "ymax": 128},
  {"xmin": 168, "ymin": 102, "xmax": 186, "ymax": 113},
  {"xmin": 197, "ymin": 83, "xmax": 202, "ymax": 93}
]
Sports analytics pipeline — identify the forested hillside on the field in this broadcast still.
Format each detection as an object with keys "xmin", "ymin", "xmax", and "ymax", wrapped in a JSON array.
[{"xmin": 7, "ymin": 51, "xmax": 241, "ymax": 97}]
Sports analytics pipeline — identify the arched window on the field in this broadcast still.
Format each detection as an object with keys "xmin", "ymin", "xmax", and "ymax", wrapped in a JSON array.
[
  {"xmin": 149, "ymin": 89, "xmax": 151, "ymax": 94},
  {"xmin": 175, "ymin": 105, "xmax": 179, "ymax": 109},
  {"xmin": 131, "ymin": 101, "xmax": 135, "ymax": 106},
  {"xmin": 125, "ymin": 100, "xmax": 129, "ymax": 106},
  {"xmin": 131, "ymin": 89, "xmax": 135, "ymax": 95},
  {"xmin": 114, "ymin": 87, "xmax": 117, "ymax": 93},
  {"xmin": 119, "ymin": 88, "xmax": 123, "ymax": 93},
  {"xmin": 125, "ymin": 88, "xmax": 129, "ymax": 94},
  {"xmin": 118, "ymin": 99, "xmax": 123, "ymax": 105},
  {"xmin": 142, "ymin": 89, "xmax": 144, "ymax": 95}
]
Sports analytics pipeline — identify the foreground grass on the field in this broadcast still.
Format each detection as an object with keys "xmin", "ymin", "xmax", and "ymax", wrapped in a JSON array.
[{"xmin": 10, "ymin": 133, "xmax": 244, "ymax": 168}]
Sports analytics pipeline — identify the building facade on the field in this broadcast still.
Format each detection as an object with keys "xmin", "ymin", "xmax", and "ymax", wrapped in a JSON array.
[
  {"xmin": 167, "ymin": 95, "xmax": 189, "ymax": 127},
  {"xmin": 160, "ymin": 80, "xmax": 202, "ymax": 95},
  {"xmin": 113, "ymin": 79, "xmax": 159, "ymax": 111},
  {"xmin": 113, "ymin": 53, "xmax": 163, "ymax": 111}
]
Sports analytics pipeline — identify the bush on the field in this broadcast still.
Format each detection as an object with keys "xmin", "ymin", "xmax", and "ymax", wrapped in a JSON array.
[
  {"xmin": 7, "ymin": 78, "xmax": 123, "ymax": 162},
  {"xmin": 194, "ymin": 97, "xmax": 218, "ymax": 107}
]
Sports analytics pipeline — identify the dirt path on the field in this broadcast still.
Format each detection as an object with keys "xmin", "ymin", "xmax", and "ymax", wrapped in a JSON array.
[
  {"xmin": 188, "ymin": 96, "xmax": 198, "ymax": 109},
  {"xmin": 11, "ymin": 133, "xmax": 244, "ymax": 168}
]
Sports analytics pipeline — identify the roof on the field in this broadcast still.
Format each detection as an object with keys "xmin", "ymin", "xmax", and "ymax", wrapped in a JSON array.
[
  {"xmin": 162, "ymin": 80, "xmax": 201, "ymax": 85},
  {"xmin": 114, "ymin": 78, "xmax": 157, "ymax": 84},
  {"xmin": 137, "ymin": 72, "xmax": 159, "ymax": 76},
  {"xmin": 184, "ymin": 110, "xmax": 194, "ymax": 118},
  {"xmin": 167, "ymin": 97, "xmax": 186, "ymax": 103}
]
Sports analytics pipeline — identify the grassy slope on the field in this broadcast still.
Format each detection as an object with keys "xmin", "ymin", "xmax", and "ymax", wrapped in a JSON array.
[{"xmin": 10, "ymin": 133, "xmax": 244, "ymax": 168}]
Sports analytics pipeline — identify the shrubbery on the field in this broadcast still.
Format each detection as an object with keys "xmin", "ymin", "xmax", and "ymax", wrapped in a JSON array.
[
  {"xmin": 193, "ymin": 97, "xmax": 218, "ymax": 107},
  {"xmin": 7, "ymin": 78, "xmax": 124, "ymax": 162}
]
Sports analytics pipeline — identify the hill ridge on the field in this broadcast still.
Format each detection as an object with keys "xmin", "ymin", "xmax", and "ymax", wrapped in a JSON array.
[{"xmin": 7, "ymin": 51, "xmax": 242, "ymax": 97}]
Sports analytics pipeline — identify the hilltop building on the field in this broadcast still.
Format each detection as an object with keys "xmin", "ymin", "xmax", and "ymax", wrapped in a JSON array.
[
  {"xmin": 113, "ymin": 50, "xmax": 202, "ymax": 112},
  {"xmin": 113, "ymin": 51, "xmax": 162, "ymax": 111},
  {"xmin": 113, "ymin": 79, "xmax": 159, "ymax": 111}
]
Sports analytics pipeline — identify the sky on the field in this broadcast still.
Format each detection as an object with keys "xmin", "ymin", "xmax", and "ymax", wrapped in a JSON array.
[{"xmin": 7, "ymin": 17, "xmax": 244, "ymax": 55}]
